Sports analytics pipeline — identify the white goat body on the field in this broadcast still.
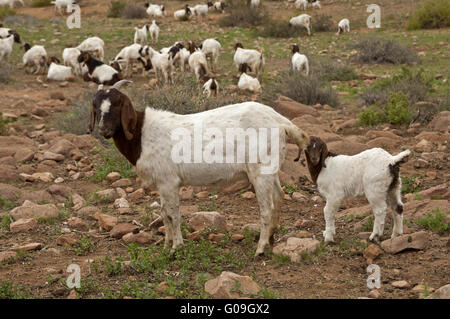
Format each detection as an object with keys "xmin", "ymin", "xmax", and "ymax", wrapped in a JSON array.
[{"xmin": 47, "ymin": 62, "xmax": 73, "ymax": 81}]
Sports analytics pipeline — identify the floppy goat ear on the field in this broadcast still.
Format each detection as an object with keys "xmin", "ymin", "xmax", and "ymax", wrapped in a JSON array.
[
  {"xmin": 319, "ymin": 140, "xmax": 328, "ymax": 168},
  {"xmin": 89, "ymin": 102, "xmax": 96, "ymax": 134},
  {"xmin": 120, "ymin": 95, "xmax": 137, "ymax": 141}
]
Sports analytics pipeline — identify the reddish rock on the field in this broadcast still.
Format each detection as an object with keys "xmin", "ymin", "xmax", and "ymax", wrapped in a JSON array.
[
  {"xmin": 110, "ymin": 223, "xmax": 139, "ymax": 239},
  {"xmin": 93, "ymin": 212, "xmax": 118, "ymax": 231},
  {"xmin": 122, "ymin": 232, "xmax": 153, "ymax": 244},
  {"xmin": 67, "ymin": 217, "xmax": 88, "ymax": 230},
  {"xmin": 381, "ymin": 231, "xmax": 429, "ymax": 254},
  {"xmin": 204, "ymin": 271, "xmax": 261, "ymax": 299},
  {"xmin": 273, "ymin": 237, "xmax": 320, "ymax": 262},
  {"xmin": 189, "ymin": 211, "xmax": 229, "ymax": 232},
  {"xmin": 56, "ymin": 233, "xmax": 79, "ymax": 246},
  {"xmin": 10, "ymin": 218, "xmax": 37, "ymax": 232}
]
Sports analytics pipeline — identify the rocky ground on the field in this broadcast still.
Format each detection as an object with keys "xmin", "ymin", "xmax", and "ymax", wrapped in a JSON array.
[{"xmin": 0, "ymin": 0, "xmax": 449, "ymax": 299}]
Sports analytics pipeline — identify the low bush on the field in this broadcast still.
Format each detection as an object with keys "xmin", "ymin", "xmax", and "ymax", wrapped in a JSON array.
[
  {"xmin": 218, "ymin": 0, "xmax": 266, "ymax": 27},
  {"xmin": 314, "ymin": 14, "xmax": 333, "ymax": 32},
  {"xmin": 30, "ymin": 0, "xmax": 52, "ymax": 8},
  {"xmin": 360, "ymin": 67, "xmax": 432, "ymax": 106},
  {"xmin": 352, "ymin": 37, "xmax": 417, "ymax": 65},
  {"xmin": 359, "ymin": 92, "xmax": 412, "ymax": 126},
  {"xmin": 267, "ymin": 71, "xmax": 339, "ymax": 107},
  {"xmin": 107, "ymin": 0, "xmax": 127, "ymax": 18},
  {"xmin": 121, "ymin": 5, "xmax": 147, "ymax": 19},
  {"xmin": 0, "ymin": 7, "xmax": 15, "ymax": 19},
  {"xmin": 259, "ymin": 20, "xmax": 307, "ymax": 38},
  {"xmin": 407, "ymin": 0, "xmax": 450, "ymax": 30}
]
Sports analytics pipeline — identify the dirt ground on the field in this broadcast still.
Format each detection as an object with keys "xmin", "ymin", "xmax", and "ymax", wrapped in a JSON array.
[{"xmin": 0, "ymin": 0, "xmax": 448, "ymax": 299}]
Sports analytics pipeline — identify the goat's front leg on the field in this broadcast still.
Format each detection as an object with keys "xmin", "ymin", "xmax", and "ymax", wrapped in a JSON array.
[
  {"xmin": 159, "ymin": 188, "xmax": 183, "ymax": 250},
  {"xmin": 323, "ymin": 199, "xmax": 341, "ymax": 243}
]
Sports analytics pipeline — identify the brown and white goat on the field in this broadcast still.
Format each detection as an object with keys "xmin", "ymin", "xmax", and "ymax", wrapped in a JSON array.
[{"xmin": 89, "ymin": 80, "xmax": 310, "ymax": 256}]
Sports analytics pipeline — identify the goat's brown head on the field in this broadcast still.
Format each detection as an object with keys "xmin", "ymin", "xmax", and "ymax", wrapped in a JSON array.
[
  {"xmin": 8, "ymin": 30, "xmax": 21, "ymax": 44},
  {"xmin": 305, "ymin": 136, "xmax": 330, "ymax": 168},
  {"xmin": 186, "ymin": 40, "xmax": 197, "ymax": 54},
  {"xmin": 77, "ymin": 51, "xmax": 91, "ymax": 64},
  {"xmin": 292, "ymin": 44, "xmax": 299, "ymax": 54},
  {"xmin": 23, "ymin": 42, "xmax": 31, "ymax": 52},
  {"xmin": 234, "ymin": 42, "xmax": 243, "ymax": 50},
  {"xmin": 90, "ymin": 80, "xmax": 136, "ymax": 141}
]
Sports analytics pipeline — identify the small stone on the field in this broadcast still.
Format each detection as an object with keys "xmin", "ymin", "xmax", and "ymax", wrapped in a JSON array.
[
  {"xmin": 56, "ymin": 233, "xmax": 79, "ymax": 246},
  {"xmin": 368, "ymin": 289, "xmax": 381, "ymax": 299},
  {"xmin": 195, "ymin": 191, "xmax": 209, "ymax": 199},
  {"xmin": 67, "ymin": 217, "xmax": 88, "ymax": 231},
  {"xmin": 122, "ymin": 231, "xmax": 153, "ymax": 244},
  {"xmin": 106, "ymin": 172, "xmax": 121, "ymax": 182},
  {"xmin": 93, "ymin": 212, "xmax": 118, "ymax": 231},
  {"xmin": 110, "ymin": 223, "xmax": 139, "ymax": 239},
  {"xmin": 13, "ymin": 242, "xmax": 42, "ymax": 251},
  {"xmin": 391, "ymin": 280, "xmax": 410, "ymax": 289},
  {"xmin": 241, "ymin": 191, "xmax": 255, "ymax": 199},
  {"xmin": 231, "ymin": 234, "xmax": 244, "ymax": 241},
  {"xmin": 128, "ymin": 188, "xmax": 145, "ymax": 201},
  {"xmin": 10, "ymin": 218, "xmax": 37, "ymax": 233}
]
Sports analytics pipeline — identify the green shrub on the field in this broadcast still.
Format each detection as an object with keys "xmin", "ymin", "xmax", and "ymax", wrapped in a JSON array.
[
  {"xmin": 259, "ymin": 20, "xmax": 307, "ymax": 38},
  {"xmin": 407, "ymin": 0, "xmax": 450, "ymax": 30},
  {"xmin": 0, "ymin": 7, "xmax": 15, "ymax": 19},
  {"xmin": 108, "ymin": 0, "xmax": 127, "ymax": 18},
  {"xmin": 219, "ymin": 0, "xmax": 266, "ymax": 27},
  {"xmin": 267, "ymin": 71, "xmax": 339, "ymax": 107},
  {"xmin": 359, "ymin": 106, "xmax": 386, "ymax": 126},
  {"xmin": 314, "ymin": 14, "xmax": 333, "ymax": 32},
  {"xmin": 386, "ymin": 92, "xmax": 411, "ymax": 125},
  {"xmin": 415, "ymin": 208, "xmax": 449, "ymax": 234},
  {"xmin": 121, "ymin": 5, "xmax": 147, "ymax": 19},
  {"xmin": 30, "ymin": 0, "xmax": 52, "ymax": 7},
  {"xmin": 353, "ymin": 37, "xmax": 417, "ymax": 65},
  {"xmin": 313, "ymin": 60, "xmax": 359, "ymax": 82},
  {"xmin": 359, "ymin": 68, "xmax": 432, "ymax": 111}
]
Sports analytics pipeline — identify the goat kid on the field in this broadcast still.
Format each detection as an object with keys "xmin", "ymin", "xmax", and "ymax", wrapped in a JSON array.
[{"xmin": 300, "ymin": 136, "xmax": 411, "ymax": 243}]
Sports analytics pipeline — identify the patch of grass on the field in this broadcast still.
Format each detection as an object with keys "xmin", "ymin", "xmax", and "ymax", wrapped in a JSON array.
[
  {"xmin": 0, "ymin": 7, "xmax": 15, "ymax": 19},
  {"xmin": 52, "ymin": 91, "xmax": 97, "ymax": 136},
  {"xmin": 0, "ymin": 281, "xmax": 32, "ymax": 298},
  {"xmin": 0, "ymin": 64, "xmax": 12, "ymax": 84},
  {"xmin": 104, "ymin": 280, "xmax": 160, "ymax": 299},
  {"xmin": 91, "ymin": 141, "xmax": 136, "ymax": 183},
  {"xmin": 271, "ymin": 253, "xmax": 291, "ymax": 267},
  {"xmin": 198, "ymin": 197, "xmax": 219, "ymax": 212},
  {"xmin": 102, "ymin": 255, "xmax": 124, "ymax": 276},
  {"xmin": 76, "ymin": 278, "xmax": 100, "ymax": 298},
  {"xmin": 0, "ymin": 214, "xmax": 11, "ymax": 233},
  {"xmin": 407, "ymin": 0, "xmax": 450, "ymax": 30},
  {"xmin": 131, "ymin": 74, "xmax": 242, "ymax": 115},
  {"xmin": 359, "ymin": 92, "xmax": 412, "ymax": 126},
  {"xmin": 281, "ymin": 182, "xmax": 298, "ymax": 195},
  {"xmin": 121, "ymin": 5, "xmax": 147, "ymax": 19},
  {"xmin": 386, "ymin": 92, "xmax": 412, "ymax": 125},
  {"xmin": 360, "ymin": 68, "xmax": 432, "ymax": 107},
  {"xmin": 259, "ymin": 20, "xmax": 306, "ymax": 38},
  {"xmin": 71, "ymin": 236, "xmax": 96, "ymax": 256},
  {"xmin": 415, "ymin": 208, "xmax": 449, "ymax": 234},
  {"xmin": 336, "ymin": 237, "xmax": 370, "ymax": 256},
  {"xmin": 127, "ymin": 237, "xmax": 254, "ymax": 298},
  {"xmin": 267, "ymin": 70, "xmax": 339, "ymax": 107},
  {"xmin": 314, "ymin": 14, "xmax": 333, "ymax": 32},
  {"xmin": 219, "ymin": 0, "xmax": 266, "ymax": 27},
  {"xmin": 313, "ymin": 60, "xmax": 359, "ymax": 82},
  {"xmin": 0, "ymin": 195, "xmax": 17, "ymax": 210},
  {"xmin": 107, "ymin": 0, "xmax": 127, "ymax": 18},
  {"xmin": 362, "ymin": 216, "xmax": 374, "ymax": 232},
  {"xmin": 401, "ymin": 175, "xmax": 420, "ymax": 194},
  {"xmin": 352, "ymin": 37, "xmax": 417, "ymax": 65}
]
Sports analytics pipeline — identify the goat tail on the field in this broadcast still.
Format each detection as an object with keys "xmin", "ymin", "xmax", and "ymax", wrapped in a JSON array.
[
  {"xmin": 392, "ymin": 149, "xmax": 411, "ymax": 165},
  {"xmin": 286, "ymin": 124, "xmax": 310, "ymax": 161}
]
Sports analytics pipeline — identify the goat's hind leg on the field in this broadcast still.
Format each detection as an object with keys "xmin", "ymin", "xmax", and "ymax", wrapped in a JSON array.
[
  {"xmin": 248, "ymin": 170, "xmax": 279, "ymax": 256},
  {"xmin": 159, "ymin": 187, "xmax": 183, "ymax": 251},
  {"xmin": 367, "ymin": 192, "xmax": 388, "ymax": 242},
  {"xmin": 387, "ymin": 182, "xmax": 404, "ymax": 238}
]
